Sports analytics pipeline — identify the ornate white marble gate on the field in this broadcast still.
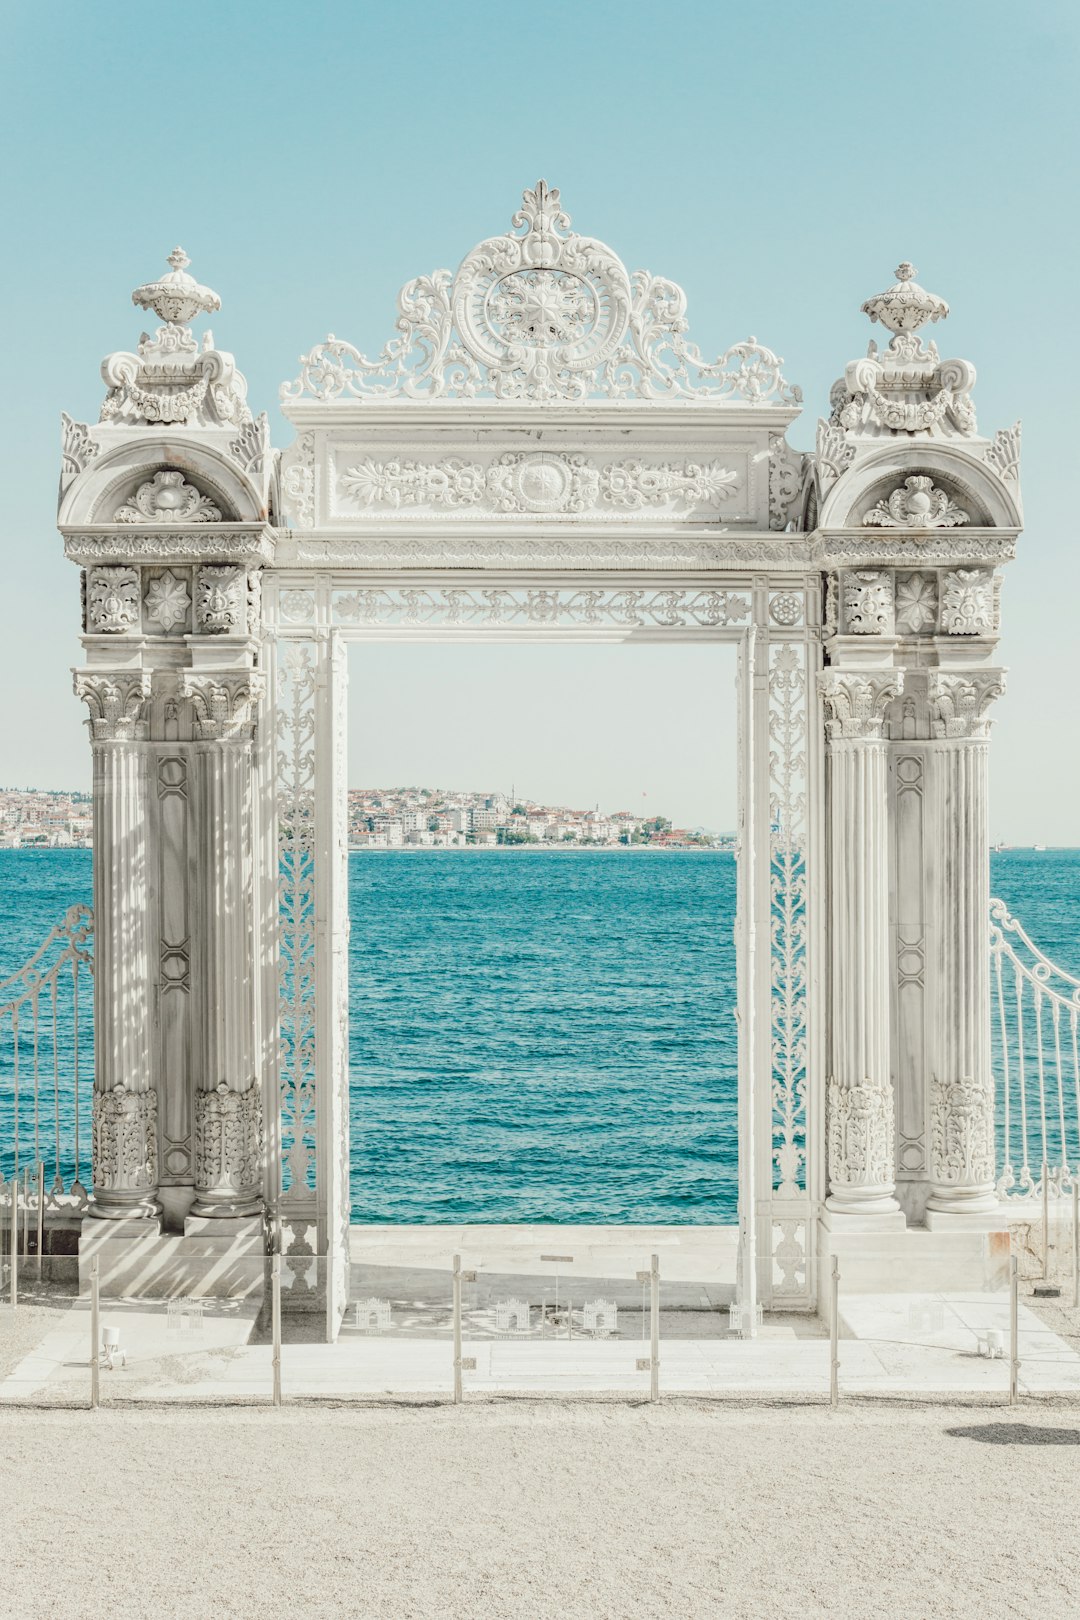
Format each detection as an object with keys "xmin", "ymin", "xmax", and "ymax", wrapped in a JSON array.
[{"xmin": 58, "ymin": 184, "xmax": 1021, "ymax": 1336}]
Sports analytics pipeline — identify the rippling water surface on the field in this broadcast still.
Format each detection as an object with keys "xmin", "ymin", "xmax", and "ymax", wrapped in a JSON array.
[{"xmin": 2, "ymin": 847, "xmax": 1078, "ymax": 1220}]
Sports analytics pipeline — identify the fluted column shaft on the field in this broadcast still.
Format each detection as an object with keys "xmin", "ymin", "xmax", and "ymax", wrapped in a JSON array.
[
  {"xmin": 821, "ymin": 670, "xmax": 902, "ymax": 1216},
  {"xmin": 925, "ymin": 672, "xmax": 1004, "ymax": 1214},
  {"xmin": 91, "ymin": 739, "xmax": 159, "ymax": 1218},
  {"xmin": 181, "ymin": 672, "xmax": 265, "ymax": 1218}
]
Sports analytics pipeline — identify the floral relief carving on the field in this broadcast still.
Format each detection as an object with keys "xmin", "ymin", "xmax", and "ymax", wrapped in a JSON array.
[
  {"xmin": 66, "ymin": 534, "xmax": 273, "ymax": 566},
  {"xmin": 841, "ymin": 570, "xmax": 894, "ymax": 635},
  {"xmin": 143, "ymin": 569, "xmax": 191, "ymax": 634},
  {"xmin": 92, "ymin": 1086, "xmax": 158, "ymax": 1193},
  {"xmin": 73, "ymin": 671, "xmax": 152, "ymax": 742},
  {"xmin": 338, "ymin": 452, "xmax": 741, "ymax": 516},
  {"xmin": 87, "ymin": 566, "xmax": 141, "ymax": 634},
  {"xmin": 115, "ymin": 470, "xmax": 222, "ymax": 525},
  {"xmin": 281, "ymin": 433, "xmax": 315, "ymax": 528},
  {"xmin": 814, "ymin": 419, "xmax": 855, "ymax": 493},
  {"xmin": 229, "ymin": 412, "xmax": 272, "ymax": 477},
  {"xmin": 178, "ymin": 671, "xmax": 266, "ymax": 740},
  {"xmin": 928, "ymin": 671, "xmax": 1006, "ymax": 738},
  {"xmin": 194, "ymin": 1083, "xmax": 263, "ymax": 1196},
  {"xmin": 863, "ymin": 475, "xmax": 969, "ymax": 529},
  {"xmin": 60, "ymin": 413, "xmax": 100, "ymax": 493},
  {"xmin": 985, "ymin": 422, "xmax": 1021, "ymax": 485},
  {"xmin": 282, "ymin": 180, "xmax": 800, "ymax": 406},
  {"xmin": 819, "ymin": 670, "xmax": 903, "ymax": 740},
  {"xmin": 325, "ymin": 585, "xmax": 751, "ymax": 630},
  {"xmin": 940, "ymin": 568, "xmax": 995, "ymax": 635},
  {"xmin": 828, "ymin": 1081, "xmax": 894, "ymax": 1194},
  {"xmin": 768, "ymin": 437, "xmax": 805, "ymax": 530},
  {"xmin": 196, "ymin": 564, "xmax": 247, "ymax": 634},
  {"xmin": 894, "ymin": 572, "xmax": 937, "ymax": 633},
  {"xmin": 930, "ymin": 1076, "xmax": 995, "ymax": 1190}
]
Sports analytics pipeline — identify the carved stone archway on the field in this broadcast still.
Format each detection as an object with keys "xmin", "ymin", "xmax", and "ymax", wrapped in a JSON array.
[{"xmin": 60, "ymin": 198, "xmax": 1020, "ymax": 1336}]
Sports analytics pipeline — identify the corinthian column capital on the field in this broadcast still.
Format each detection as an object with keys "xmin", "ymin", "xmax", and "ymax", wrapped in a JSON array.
[
  {"xmin": 72, "ymin": 669, "xmax": 151, "ymax": 742},
  {"xmin": 179, "ymin": 670, "xmax": 266, "ymax": 740},
  {"xmin": 819, "ymin": 669, "xmax": 903, "ymax": 741},
  {"xmin": 927, "ymin": 669, "xmax": 1006, "ymax": 739}
]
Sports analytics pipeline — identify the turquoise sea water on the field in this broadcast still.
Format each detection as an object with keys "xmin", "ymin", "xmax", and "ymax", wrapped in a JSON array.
[{"xmin": 1, "ymin": 847, "xmax": 1078, "ymax": 1218}]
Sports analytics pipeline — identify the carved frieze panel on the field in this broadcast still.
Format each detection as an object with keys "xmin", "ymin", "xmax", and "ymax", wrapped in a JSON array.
[
  {"xmin": 894, "ymin": 572, "xmax": 937, "ymax": 634},
  {"xmin": 327, "ymin": 446, "xmax": 753, "ymax": 524},
  {"xmin": 939, "ymin": 568, "xmax": 996, "ymax": 635}
]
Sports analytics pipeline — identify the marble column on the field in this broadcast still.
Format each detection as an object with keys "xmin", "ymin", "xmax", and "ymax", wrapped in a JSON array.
[
  {"xmin": 180, "ymin": 671, "xmax": 265, "ymax": 1218},
  {"xmin": 820, "ymin": 669, "xmax": 904, "ymax": 1216},
  {"xmin": 73, "ymin": 670, "xmax": 160, "ymax": 1220},
  {"xmin": 925, "ymin": 671, "xmax": 1006, "ymax": 1217}
]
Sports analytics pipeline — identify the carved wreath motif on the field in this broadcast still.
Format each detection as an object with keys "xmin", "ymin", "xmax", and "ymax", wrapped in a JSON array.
[
  {"xmin": 863, "ymin": 475, "xmax": 970, "ymax": 529},
  {"xmin": 115, "ymin": 470, "xmax": 222, "ymax": 524}
]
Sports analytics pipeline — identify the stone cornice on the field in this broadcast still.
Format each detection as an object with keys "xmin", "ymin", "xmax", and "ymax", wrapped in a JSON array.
[
  {"xmin": 274, "ymin": 530, "xmax": 815, "ymax": 572},
  {"xmin": 62, "ymin": 523, "xmax": 276, "ymax": 567},
  {"xmin": 813, "ymin": 528, "xmax": 1017, "ymax": 568}
]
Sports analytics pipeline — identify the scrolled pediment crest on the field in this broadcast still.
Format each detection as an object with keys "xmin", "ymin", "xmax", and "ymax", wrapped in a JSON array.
[
  {"xmin": 114, "ymin": 469, "xmax": 223, "ymax": 525},
  {"xmin": 281, "ymin": 181, "xmax": 801, "ymax": 407},
  {"xmin": 863, "ymin": 475, "xmax": 970, "ymax": 530}
]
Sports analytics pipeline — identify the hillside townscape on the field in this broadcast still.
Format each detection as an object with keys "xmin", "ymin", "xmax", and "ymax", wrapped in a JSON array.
[
  {"xmin": 0, "ymin": 786, "xmax": 731, "ymax": 850},
  {"xmin": 347, "ymin": 787, "xmax": 733, "ymax": 848}
]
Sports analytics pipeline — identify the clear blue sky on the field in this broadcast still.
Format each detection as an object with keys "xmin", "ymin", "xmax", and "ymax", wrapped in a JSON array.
[{"xmin": 2, "ymin": 0, "xmax": 1077, "ymax": 836}]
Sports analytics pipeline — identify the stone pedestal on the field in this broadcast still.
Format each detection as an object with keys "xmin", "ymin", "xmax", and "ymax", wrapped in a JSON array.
[{"xmin": 820, "ymin": 670, "xmax": 904, "ymax": 1219}]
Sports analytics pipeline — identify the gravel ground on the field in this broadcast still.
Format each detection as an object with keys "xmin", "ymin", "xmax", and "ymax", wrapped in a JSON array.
[{"xmin": 1, "ymin": 1400, "xmax": 1078, "ymax": 1619}]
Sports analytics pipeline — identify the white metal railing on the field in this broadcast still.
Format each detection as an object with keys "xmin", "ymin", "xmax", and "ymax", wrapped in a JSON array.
[
  {"xmin": 991, "ymin": 896, "xmax": 1080, "ymax": 1202},
  {"xmin": 0, "ymin": 904, "xmax": 93, "ymax": 1214}
]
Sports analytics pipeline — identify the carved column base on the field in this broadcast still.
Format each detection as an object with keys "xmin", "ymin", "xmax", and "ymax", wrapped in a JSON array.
[
  {"xmin": 925, "ymin": 1075, "xmax": 998, "ymax": 1215},
  {"xmin": 191, "ymin": 1082, "xmax": 264, "ymax": 1218},
  {"xmin": 90, "ymin": 1085, "xmax": 161, "ymax": 1220},
  {"xmin": 826, "ymin": 1080, "xmax": 901, "ymax": 1216}
]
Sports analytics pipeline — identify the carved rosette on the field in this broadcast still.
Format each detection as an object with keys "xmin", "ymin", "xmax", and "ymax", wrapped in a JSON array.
[
  {"xmin": 179, "ymin": 671, "xmax": 266, "ymax": 741},
  {"xmin": 930, "ymin": 1076, "xmax": 995, "ymax": 1202},
  {"xmin": 87, "ymin": 565, "xmax": 141, "ymax": 633},
  {"xmin": 827, "ymin": 1080, "xmax": 895, "ymax": 1206},
  {"xmin": 73, "ymin": 670, "xmax": 152, "ymax": 742},
  {"xmin": 92, "ymin": 1085, "xmax": 160, "ymax": 1216},
  {"xmin": 928, "ymin": 671, "xmax": 1006, "ymax": 739},
  {"xmin": 819, "ymin": 670, "xmax": 902, "ymax": 740},
  {"xmin": 193, "ymin": 1082, "xmax": 263, "ymax": 1216}
]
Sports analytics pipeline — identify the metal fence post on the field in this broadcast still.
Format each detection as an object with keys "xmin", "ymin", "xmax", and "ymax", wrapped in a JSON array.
[
  {"xmin": 1042, "ymin": 1159, "xmax": 1050, "ymax": 1280},
  {"xmin": 9, "ymin": 1173, "xmax": 17, "ymax": 1309},
  {"xmin": 272, "ymin": 1252, "xmax": 282, "ymax": 1408},
  {"xmin": 36, "ymin": 1162, "xmax": 44, "ymax": 1282},
  {"xmin": 452, "ymin": 1253, "xmax": 463, "ymax": 1404},
  {"xmin": 90, "ymin": 1256, "xmax": 100, "ymax": 1410},
  {"xmin": 649, "ymin": 1252, "xmax": 660, "ymax": 1403},
  {"xmin": 1009, "ymin": 1253, "xmax": 1020, "ymax": 1406},
  {"xmin": 1073, "ymin": 1180, "xmax": 1079, "ymax": 1311},
  {"xmin": 830, "ymin": 1257, "xmax": 840, "ymax": 1409}
]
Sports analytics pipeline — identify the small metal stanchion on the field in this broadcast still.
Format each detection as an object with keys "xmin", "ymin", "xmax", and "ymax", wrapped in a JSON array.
[
  {"xmin": 649, "ymin": 1253, "xmax": 660, "ymax": 1402},
  {"xmin": 1009, "ymin": 1253, "xmax": 1020, "ymax": 1406},
  {"xmin": 22, "ymin": 1168, "xmax": 31, "ymax": 1264},
  {"xmin": 830, "ymin": 1257, "xmax": 840, "ymax": 1409},
  {"xmin": 9, "ymin": 1173, "xmax": 18, "ymax": 1309},
  {"xmin": 90, "ymin": 1256, "xmax": 100, "ymax": 1410},
  {"xmin": 1042, "ymin": 1159, "xmax": 1050, "ymax": 1280},
  {"xmin": 1073, "ymin": 1180, "xmax": 1079, "ymax": 1311},
  {"xmin": 36, "ymin": 1162, "xmax": 45, "ymax": 1281},
  {"xmin": 272, "ymin": 1252, "xmax": 282, "ymax": 1407},
  {"xmin": 452, "ymin": 1253, "xmax": 476, "ymax": 1403}
]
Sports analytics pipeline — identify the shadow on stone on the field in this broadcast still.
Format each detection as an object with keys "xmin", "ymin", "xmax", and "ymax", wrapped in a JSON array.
[{"xmin": 945, "ymin": 1423, "xmax": 1080, "ymax": 1445}]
